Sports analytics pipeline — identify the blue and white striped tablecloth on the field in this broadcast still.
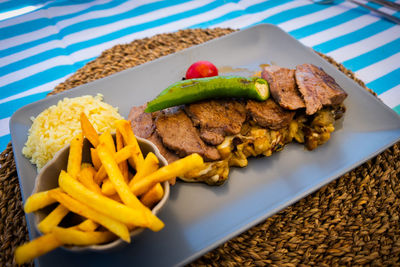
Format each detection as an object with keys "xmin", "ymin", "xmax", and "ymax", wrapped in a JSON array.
[{"xmin": 1, "ymin": 0, "xmax": 400, "ymax": 152}]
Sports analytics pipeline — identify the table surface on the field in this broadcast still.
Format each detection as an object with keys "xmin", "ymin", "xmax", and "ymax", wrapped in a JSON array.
[{"xmin": 1, "ymin": 0, "xmax": 400, "ymax": 152}]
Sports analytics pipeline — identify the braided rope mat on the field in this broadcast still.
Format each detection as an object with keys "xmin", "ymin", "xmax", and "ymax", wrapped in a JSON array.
[{"xmin": 1, "ymin": 28, "xmax": 399, "ymax": 266}]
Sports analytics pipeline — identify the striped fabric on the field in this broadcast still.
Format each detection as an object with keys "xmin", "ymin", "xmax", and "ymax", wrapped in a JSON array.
[{"xmin": 1, "ymin": 0, "xmax": 399, "ymax": 152}]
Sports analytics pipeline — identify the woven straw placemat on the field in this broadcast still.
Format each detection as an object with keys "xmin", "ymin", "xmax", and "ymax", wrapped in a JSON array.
[{"xmin": 1, "ymin": 28, "xmax": 399, "ymax": 267}]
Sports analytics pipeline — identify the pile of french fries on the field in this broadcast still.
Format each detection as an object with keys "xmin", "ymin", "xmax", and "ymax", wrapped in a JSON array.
[{"xmin": 15, "ymin": 113, "xmax": 204, "ymax": 264}]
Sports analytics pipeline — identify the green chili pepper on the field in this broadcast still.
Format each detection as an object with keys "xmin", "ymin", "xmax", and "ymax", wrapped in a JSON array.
[{"xmin": 145, "ymin": 76, "xmax": 269, "ymax": 113}]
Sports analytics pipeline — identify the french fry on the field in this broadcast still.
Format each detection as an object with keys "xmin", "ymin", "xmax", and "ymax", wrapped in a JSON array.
[
  {"xmin": 129, "ymin": 152, "xmax": 159, "ymax": 187},
  {"xmin": 131, "ymin": 153, "xmax": 204, "ymax": 196},
  {"xmin": 94, "ymin": 145, "xmax": 134, "ymax": 184},
  {"xmin": 116, "ymin": 129, "xmax": 129, "ymax": 182},
  {"xmin": 52, "ymin": 227, "xmax": 115, "ymax": 246},
  {"xmin": 48, "ymin": 189, "xmax": 131, "ymax": 242},
  {"xmin": 140, "ymin": 183, "xmax": 164, "ymax": 208},
  {"xmin": 115, "ymin": 120, "xmax": 144, "ymax": 172},
  {"xmin": 96, "ymin": 143, "xmax": 145, "ymax": 209},
  {"xmin": 67, "ymin": 133, "xmax": 83, "ymax": 178},
  {"xmin": 90, "ymin": 148, "xmax": 102, "ymax": 171},
  {"xmin": 108, "ymin": 193, "xmax": 122, "ymax": 202},
  {"xmin": 77, "ymin": 166, "xmax": 102, "ymax": 194},
  {"xmin": 14, "ymin": 233, "xmax": 61, "ymax": 265},
  {"xmin": 101, "ymin": 178, "xmax": 115, "ymax": 196},
  {"xmin": 99, "ymin": 142, "xmax": 133, "ymax": 196},
  {"xmin": 24, "ymin": 188, "xmax": 59, "ymax": 213},
  {"xmin": 37, "ymin": 204, "xmax": 69, "ymax": 234},
  {"xmin": 58, "ymin": 171, "xmax": 149, "ymax": 228},
  {"xmin": 77, "ymin": 219, "xmax": 99, "ymax": 232},
  {"xmin": 81, "ymin": 162, "xmax": 93, "ymax": 169},
  {"xmin": 120, "ymin": 161, "xmax": 129, "ymax": 183},
  {"xmin": 99, "ymin": 131, "xmax": 116, "ymax": 153},
  {"xmin": 115, "ymin": 145, "xmax": 135, "ymax": 161},
  {"xmin": 96, "ymin": 143, "xmax": 164, "ymax": 231},
  {"xmin": 85, "ymin": 165, "xmax": 96, "ymax": 176},
  {"xmin": 116, "ymin": 128, "xmax": 124, "ymax": 149},
  {"xmin": 80, "ymin": 112, "xmax": 99, "ymax": 147},
  {"xmin": 15, "ymin": 218, "xmax": 100, "ymax": 264}
]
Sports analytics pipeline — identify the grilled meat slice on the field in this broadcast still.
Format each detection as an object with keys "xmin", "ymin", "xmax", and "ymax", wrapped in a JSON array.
[
  {"xmin": 295, "ymin": 63, "xmax": 348, "ymax": 115},
  {"xmin": 246, "ymin": 99, "xmax": 295, "ymax": 130},
  {"xmin": 185, "ymin": 99, "xmax": 247, "ymax": 145},
  {"xmin": 155, "ymin": 109, "xmax": 221, "ymax": 161},
  {"xmin": 262, "ymin": 66, "xmax": 305, "ymax": 110},
  {"xmin": 198, "ymin": 128, "xmax": 225, "ymax": 146},
  {"xmin": 147, "ymin": 132, "xmax": 180, "ymax": 164},
  {"xmin": 128, "ymin": 105, "xmax": 155, "ymax": 138},
  {"xmin": 147, "ymin": 132, "xmax": 178, "ymax": 185},
  {"xmin": 128, "ymin": 105, "xmax": 180, "ymax": 165}
]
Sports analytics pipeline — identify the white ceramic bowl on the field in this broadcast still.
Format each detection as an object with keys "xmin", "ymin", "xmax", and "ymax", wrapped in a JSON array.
[{"xmin": 32, "ymin": 136, "xmax": 169, "ymax": 251}]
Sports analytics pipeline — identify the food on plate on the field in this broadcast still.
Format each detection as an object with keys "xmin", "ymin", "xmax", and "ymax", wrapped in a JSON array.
[
  {"xmin": 145, "ymin": 76, "xmax": 270, "ymax": 113},
  {"xmin": 37, "ymin": 204, "xmax": 69, "ymax": 234},
  {"xmin": 129, "ymin": 153, "xmax": 203, "ymax": 195},
  {"xmin": 262, "ymin": 65, "xmax": 305, "ymax": 110},
  {"xmin": 295, "ymin": 63, "xmax": 348, "ymax": 115},
  {"xmin": 22, "ymin": 94, "xmax": 123, "ymax": 170},
  {"xmin": 15, "ymin": 116, "xmax": 203, "ymax": 264},
  {"xmin": 155, "ymin": 109, "xmax": 221, "ymax": 161},
  {"xmin": 141, "ymin": 183, "xmax": 164, "ymax": 207},
  {"xmin": 185, "ymin": 99, "xmax": 247, "ymax": 145},
  {"xmin": 130, "ymin": 63, "xmax": 347, "ymax": 185},
  {"xmin": 185, "ymin": 60, "xmax": 218, "ymax": 79},
  {"xmin": 67, "ymin": 134, "xmax": 84, "ymax": 178},
  {"xmin": 24, "ymin": 188, "xmax": 58, "ymax": 213},
  {"xmin": 246, "ymin": 99, "xmax": 295, "ymax": 130}
]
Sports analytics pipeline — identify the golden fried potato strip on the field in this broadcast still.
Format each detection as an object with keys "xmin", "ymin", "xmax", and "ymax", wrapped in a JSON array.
[
  {"xmin": 115, "ymin": 120, "xmax": 144, "ymax": 172},
  {"xmin": 67, "ymin": 133, "xmax": 83, "ymax": 178},
  {"xmin": 80, "ymin": 112, "xmax": 99, "ymax": 147},
  {"xmin": 131, "ymin": 153, "xmax": 204, "ymax": 196},
  {"xmin": 77, "ymin": 219, "xmax": 98, "ymax": 232},
  {"xmin": 101, "ymin": 178, "xmax": 115, "ymax": 196},
  {"xmin": 52, "ymin": 227, "xmax": 115, "ymax": 246},
  {"xmin": 14, "ymin": 233, "xmax": 61, "ymax": 265},
  {"xmin": 24, "ymin": 188, "xmax": 59, "ymax": 213},
  {"xmin": 81, "ymin": 162, "xmax": 93, "ymax": 169},
  {"xmin": 96, "ymin": 143, "xmax": 164, "ymax": 232},
  {"xmin": 77, "ymin": 166, "xmax": 102, "ymax": 194},
  {"xmin": 94, "ymin": 145, "xmax": 134, "ymax": 184},
  {"xmin": 37, "ymin": 204, "xmax": 69, "ymax": 234},
  {"xmin": 116, "ymin": 129, "xmax": 129, "ymax": 182},
  {"xmin": 141, "ymin": 183, "xmax": 164, "ymax": 208},
  {"xmin": 99, "ymin": 131, "xmax": 116, "ymax": 153},
  {"xmin": 129, "ymin": 152, "xmax": 159, "ymax": 186},
  {"xmin": 59, "ymin": 171, "xmax": 149, "ymax": 228},
  {"xmin": 48, "ymin": 189, "xmax": 130, "ymax": 242},
  {"xmin": 15, "ymin": 222, "xmax": 102, "ymax": 264},
  {"xmin": 90, "ymin": 148, "xmax": 101, "ymax": 171}
]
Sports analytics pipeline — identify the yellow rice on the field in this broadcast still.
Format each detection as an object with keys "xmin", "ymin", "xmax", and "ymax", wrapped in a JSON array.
[{"xmin": 22, "ymin": 94, "xmax": 123, "ymax": 171}]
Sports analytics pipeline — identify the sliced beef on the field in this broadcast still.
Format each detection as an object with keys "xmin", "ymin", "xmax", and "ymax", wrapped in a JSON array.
[
  {"xmin": 246, "ymin": 99, "xmax": 295, "ymax": 130},
  {"xmin": 155, "ymin": 109, "xmax": 220, "ymax": 161},
  {"xmin": 185, "ymin": 99, "xmax": 247, "ymax": 145},
  {"xmin": 147, "ymin": 132, "xmax": 180, "ymax": 164},
  {"xmin": 262, "ymin": 66, "xmax": 305, "ymax": 110},
  {"xmin": 128, "ymin": 105, "xmax": 155, "ymax": 138},
  {"xmin": 295, "ymin": 63, "xmax": 348, "ymax": 115},
  {"xmin": 128, "ymin": 105, "xmax": 180, "ymax": 165}
]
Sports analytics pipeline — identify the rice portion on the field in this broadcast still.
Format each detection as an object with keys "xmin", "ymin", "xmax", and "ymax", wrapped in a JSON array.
[{"xmin": 22, "ymin": 94, "xmax": 123, "ymax": 171}]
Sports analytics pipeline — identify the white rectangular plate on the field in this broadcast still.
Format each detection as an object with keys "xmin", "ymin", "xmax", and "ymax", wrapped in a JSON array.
[{"xmin": 10, "ymin": 24, "xmax": 400, "ymax": 267}]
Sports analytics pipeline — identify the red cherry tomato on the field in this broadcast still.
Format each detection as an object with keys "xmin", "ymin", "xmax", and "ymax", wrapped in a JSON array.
[{"xmin": 185, "ymin": 61, "xmax": 218, "ymax": 79}]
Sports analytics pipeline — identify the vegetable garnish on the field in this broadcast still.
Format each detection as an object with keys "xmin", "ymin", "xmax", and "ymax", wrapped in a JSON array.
[
  {"xmin": 185, "ymin": 61, "xmax": 218, "ymax": 79},
  {"xmin": 145, "ymin": 76, "xmax": 270, "ymax": 113}
]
